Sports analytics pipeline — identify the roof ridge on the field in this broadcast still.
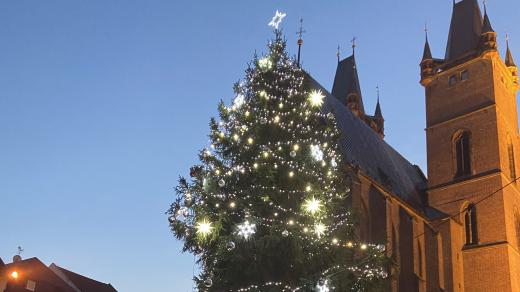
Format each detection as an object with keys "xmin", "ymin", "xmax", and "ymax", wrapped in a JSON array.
[{"xmin": 55, "ymin": 264, "xmax": 112, "ymax": 286}]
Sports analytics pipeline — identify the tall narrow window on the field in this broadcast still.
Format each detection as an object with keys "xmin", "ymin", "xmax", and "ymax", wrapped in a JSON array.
[
  {"xmin": 508, "ymin": 135, "xmax": 516, "ymax": 182},
  {"xmin": 464, "ymin": 204, "xmax": 478, "ymax": 245},
  {"xmin": 515, "ymin": 208, "xmax": 520, "ymax": 250},
  {"xmin": 455, "ymin": 131, "xmax": 471, "ymax": 177}
]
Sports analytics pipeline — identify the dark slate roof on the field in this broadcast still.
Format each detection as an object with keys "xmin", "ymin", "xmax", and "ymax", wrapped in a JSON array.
[
  {"xmin": 306, "ymin": 74, "xmax": 429, "ymax": 213},
  {"xmin": 2, "ymin": 258, "xmax": 76, "ymax": 292},
  {"xmin": 52, "ymin": 264, "xmax": 117, "ymax": 292},
  {"xmin": 506, "ymin": 42, "xmax": 516, "ymax": 67},
  {"xmin": 332, "ymin": 55, "xmax": 365, "ymax": 113},
  {"xmin": 445, "ymin": 0, "xmax": 483, "ymax": 61}
]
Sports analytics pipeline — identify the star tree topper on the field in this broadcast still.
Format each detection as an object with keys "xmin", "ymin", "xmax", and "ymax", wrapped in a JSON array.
[{"xmin": 268, "ymin": 10, "xmax": 286, "ymax": 30}]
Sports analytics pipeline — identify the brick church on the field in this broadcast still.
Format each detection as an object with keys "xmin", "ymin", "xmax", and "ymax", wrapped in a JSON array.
[{"xmin": 309, "ymin": 0, "xmax": 520, "ymax": 291}]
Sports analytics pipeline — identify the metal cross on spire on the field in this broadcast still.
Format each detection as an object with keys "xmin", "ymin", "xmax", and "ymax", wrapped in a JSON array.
[
  {"xmin": 337, "ymin": 45, "xmax": 341, "ymax": 63},
  {"xmin": 296, "ymin": 18, "xmax": 306, "ymax": 67},
  {"xmin": 296, "ymin": 18, "xmax": 306, "ymax": 40},
  {"xmin": 351, "ymin": 37, "xmax": 357, "ymax": 55}
]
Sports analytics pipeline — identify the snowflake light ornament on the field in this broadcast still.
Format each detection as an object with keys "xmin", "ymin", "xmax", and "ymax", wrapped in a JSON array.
[
  {"xmin": 232, "ymin": 94, "xmax": 245, "ymax": 110},
  {"xmin": 268, "ymin": 10, "xmax": 286, "ymax": 30},
  {"xmin": 237, "ymin": 220, "xmax": 256, "ymax": 240},
  {"xmin": 310, "ymin": 144, "xmax": 324, "ymax": 161},
  {"xmin": 316, "ymin": 279, "xmax": 330, "ymax": 292},
  {"xmin": 314, "ymin": 222, "xmax": 327, "ymax": 238},
  {"xmin": 258, "ymin": 57, "xmax": 273, "ymax": 70}
]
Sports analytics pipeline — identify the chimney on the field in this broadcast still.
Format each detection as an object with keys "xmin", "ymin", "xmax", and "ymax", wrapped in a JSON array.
[{"xmin": 12, "ymin": 255, "xmax": 22, "ymax": 263}]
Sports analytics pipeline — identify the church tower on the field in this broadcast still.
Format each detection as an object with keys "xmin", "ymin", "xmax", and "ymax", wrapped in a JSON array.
[{"xmin": 421, "ymin": 0, "xmax": 520, "ymax": 291}]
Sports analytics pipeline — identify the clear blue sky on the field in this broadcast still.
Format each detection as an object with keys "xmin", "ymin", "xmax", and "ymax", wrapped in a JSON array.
[{"xmin": 0, "ymin": 1, "xmax": 518, "ymax": 291}]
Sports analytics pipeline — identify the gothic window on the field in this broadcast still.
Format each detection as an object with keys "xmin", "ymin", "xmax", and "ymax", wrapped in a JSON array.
[
  {"xmin": 464, "ymin": 204, "xmax": 478, "ymax": 245},
  {"xmin": 454, "ymin": 131, "xmax": 471, "ymax": 177},
  {"xmin": 461, "ymin": 70, "xmax": 469, "ymax": 81},
  {"xmin": 508, "ymin": 135, "xmax": 516, "ymax": 182},
  {"xmin": 449, "ymin": 74, "xmax": 457, "ymax": 86}
]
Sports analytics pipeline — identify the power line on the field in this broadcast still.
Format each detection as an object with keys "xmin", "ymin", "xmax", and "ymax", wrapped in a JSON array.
[{"xmin": 414, "ymin": 175, "xmax": 520, "ymax": 241}]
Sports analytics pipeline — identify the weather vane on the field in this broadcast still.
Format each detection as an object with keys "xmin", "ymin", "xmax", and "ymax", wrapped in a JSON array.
[
  {"xmin": 17, "ymin": 246, "xmax": 24, "ymax": 256},
  {"xmin": 268, "ymin": 10, "xmax": 287, "ymax": 30},
  {"xmin": 337, "ymin": 45, "xmax": 341, "ymax": 62},
  {"xmin": 351, "ymin": 37, "xmax": 357, "ymax": 54}
]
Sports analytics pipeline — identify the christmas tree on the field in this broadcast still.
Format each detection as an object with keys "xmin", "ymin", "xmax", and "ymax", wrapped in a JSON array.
[{"xmin": 168, "ymin": 20, "xmax": 389, "ymax": 291}]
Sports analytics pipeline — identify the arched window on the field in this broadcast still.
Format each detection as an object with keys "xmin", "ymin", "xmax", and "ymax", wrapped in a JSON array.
[
  {"xmin": 507, "ymin": 135, "xmax": 516, "ymax": 182},
  {"xmin": 464, "ymin": 204, "xmax": 478, "ymax": 245},
  {"xmin": 454, "ymin": 131, "xmax": 471, "ymax": 177}
]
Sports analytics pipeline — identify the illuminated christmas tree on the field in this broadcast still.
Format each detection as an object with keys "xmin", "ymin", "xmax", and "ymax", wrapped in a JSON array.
[{"xmin": 168, "ymin": 16, "xmax": 389, "ymax": 291}]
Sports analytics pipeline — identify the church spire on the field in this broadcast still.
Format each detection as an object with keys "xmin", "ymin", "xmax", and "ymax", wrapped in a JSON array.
[
  {"xmin": 505, "ymin": 35, "xmax": 516, "ymax": 67},
  {"xmin": 422, "ymin": 25, "xmax": 433, "ymax": 61},
  {"xmin": 482, "ymin": 1, "xmax": 494, "ymax": 33},
  {"xmin": 480, "ymin": 0, "xmax": 497, "ymax": 52},
  {"xmin": 374, "ymin": 86, "xmax": 383, "ymax": 119}
]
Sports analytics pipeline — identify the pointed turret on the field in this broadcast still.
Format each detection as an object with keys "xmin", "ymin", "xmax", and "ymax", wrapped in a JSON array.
[
  {"xmin": 505, "ymin": 39, "xmax": 516, "ymax": 67},
  {"xmin": 370, "ymin": 86, "xmax": 385, "ymax": 138},
  {"xmin": 422, "ymin": 35, "xmax": 433, "ymax": 61},
  {"xmin": 480, "ymin": 3, "xmax": 497, "ymax": 52},
  {"xmin": 374, "ymin": 99, "xmax": 383, "ymax": 119},
  {"xmin": 482, "ymin": 10, "xmax": 494, "ymax": 33},
  {"xmin": 421, "ymin": 29, "xmax": 437, "ymax": 84},
  {"xmin": 332, "ymin": 54, "xmax": 365, "ymax": 115},
  {"xmin": 505, "ymin": 37, "xmax": 519, "ymax": 88}
]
